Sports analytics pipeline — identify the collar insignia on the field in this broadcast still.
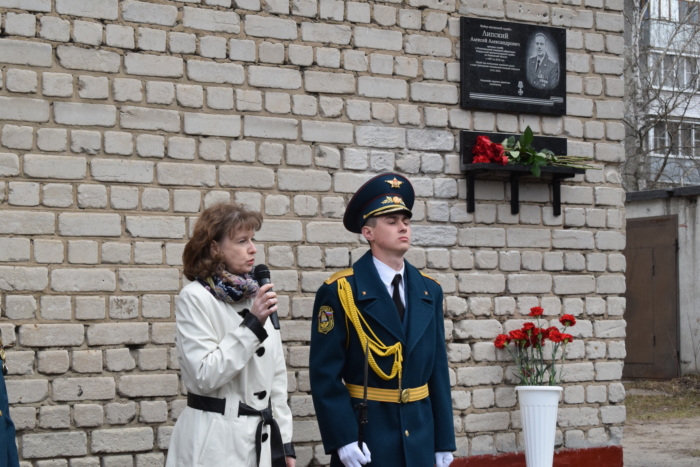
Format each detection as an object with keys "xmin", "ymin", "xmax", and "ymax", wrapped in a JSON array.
[{"xmin": 385, "ymin": 178, "xmax": 403, "ymax": 189}]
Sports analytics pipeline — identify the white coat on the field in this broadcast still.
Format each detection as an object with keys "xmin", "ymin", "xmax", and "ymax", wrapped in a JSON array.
[{"xmin": 166, "ymin": 281, "xmax": 293, "ymax": 467}]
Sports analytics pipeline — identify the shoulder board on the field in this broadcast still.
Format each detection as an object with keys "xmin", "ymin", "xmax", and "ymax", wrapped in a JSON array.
[
  {"xmin": 421, "ymin": 272, "xmax": 440, "ymax": 285},
  {"xmin": 324, "ymin": 268, "xmax": 354, "ymax": 285}
]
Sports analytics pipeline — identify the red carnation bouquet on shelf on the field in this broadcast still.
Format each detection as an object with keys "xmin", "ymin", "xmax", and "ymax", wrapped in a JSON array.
[
  {"xmin": 493, "ymin": 306, "xmax": 576, "ymax": 386},
  {"xmin": 472, "ymin": 126, "xmax": 597, "ymax": 176},
  {"xmin": 472, "ymin": 135, "xmax": 509, "ymax": 165}
]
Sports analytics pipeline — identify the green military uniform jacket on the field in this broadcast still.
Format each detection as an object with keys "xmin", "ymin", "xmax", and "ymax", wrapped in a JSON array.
[{"xmin": 309, "ymin": 251, "xmax": 456, "ymax": 467}]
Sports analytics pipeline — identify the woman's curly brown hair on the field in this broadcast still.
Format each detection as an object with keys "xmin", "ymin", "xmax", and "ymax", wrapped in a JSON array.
[{"xmin": 183, "ymin": 203, "xmax": 262, "ymax": 281}]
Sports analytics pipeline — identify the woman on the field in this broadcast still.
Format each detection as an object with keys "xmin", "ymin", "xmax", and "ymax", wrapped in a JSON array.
[{"xmin": 166, "ymin": 203, "xmax": 295, "ymax": 467}]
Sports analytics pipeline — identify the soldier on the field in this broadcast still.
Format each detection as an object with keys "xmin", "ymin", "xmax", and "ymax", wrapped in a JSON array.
[
  {"xmin": 526, "ymin": 32, "xmax": 559, "ymax": 90},
  {"xmin": 310, "ymin": 173, "xmax": 455, "ymax": 467},
  {"xmin": 1, "ymin": 336, "xmax": 20, "ymax": 467}
]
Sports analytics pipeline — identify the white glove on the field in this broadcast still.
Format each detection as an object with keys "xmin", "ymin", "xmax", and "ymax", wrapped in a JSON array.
[
  {"xmin": 435, "ymin": 451, "xmax": 454, "ymax": 467},
  {"xmin": 337, "ymin": 442, "xmax": 372, "ymax": 467}
]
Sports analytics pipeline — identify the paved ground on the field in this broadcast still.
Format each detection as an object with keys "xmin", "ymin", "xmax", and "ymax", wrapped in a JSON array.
[{"xmin": 624, "ymin": 417, "xmax": 700, "ymax": 466}]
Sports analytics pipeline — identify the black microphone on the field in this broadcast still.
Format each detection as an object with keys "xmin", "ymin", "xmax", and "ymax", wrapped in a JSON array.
[{"xmin": 253, "ymin": 264, "xmax": 280, "ymax": 330}]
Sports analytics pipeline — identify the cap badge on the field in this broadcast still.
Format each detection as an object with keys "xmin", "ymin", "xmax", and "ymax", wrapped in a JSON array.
[
  {"xmin": 381, "ymin": 196, "xmax": 405, "ymax": 206},
  {"xmin": 385, "ymin": 178, "xmax": 404, "ymax": 189}
]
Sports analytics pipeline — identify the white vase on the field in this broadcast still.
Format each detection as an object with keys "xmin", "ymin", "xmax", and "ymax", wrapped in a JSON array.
[{"xmin": 516, "ymin": 385, "xmax": 563, "ymax": 467}]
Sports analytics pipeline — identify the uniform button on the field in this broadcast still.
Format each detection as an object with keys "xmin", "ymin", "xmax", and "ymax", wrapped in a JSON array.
[
  {"xmin": 256, "ymin": 347, "xmax": 265, "ymax": 357},
  {"xmin": 262, "ymin": 433, "xmax": 269, "ymax": 442},
  {"xmin": 405, "ymin": 430, "xmax": 409, "ymax": 437},
  {"xmin": 256, "ymin": 390, "xmax": 267, "ymax": 400}
]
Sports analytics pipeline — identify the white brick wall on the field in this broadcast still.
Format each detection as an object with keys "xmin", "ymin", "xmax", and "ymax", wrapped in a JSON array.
[{"xmin": 0, "ymin": 0, "xmax": 626, "ymax": 463}]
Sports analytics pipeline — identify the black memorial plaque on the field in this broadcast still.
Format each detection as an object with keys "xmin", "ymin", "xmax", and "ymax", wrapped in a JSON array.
[{"xmin": 460, "ymin": 18, "xmax": 566, "ymax": 115}]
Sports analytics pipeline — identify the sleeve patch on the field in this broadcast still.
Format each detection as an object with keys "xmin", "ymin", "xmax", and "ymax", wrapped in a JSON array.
[{"xmin": 318, "ymin": 306, "xmax": 334, "ymax": 334}]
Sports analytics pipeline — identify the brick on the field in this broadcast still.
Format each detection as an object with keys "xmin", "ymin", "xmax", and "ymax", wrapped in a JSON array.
[
  {"xmin": 56, "ymin": 46, "xmax": 120, "ymax": 73},
  {"xmin": 305, "ymin": 222, "xmax": 357, "ymax": 243},
  {"xmin": 40, "ymin": 296, "xmax": 72, "ymax": 320},
  {"xmin": 0, "ymin": 96, "xmax": 50, "ymax": 122},
  {"xmin": 0, "ymin": 266, "xmax": 48, "ymax": 291},
  {"xmin": 301, "ymin": 22, "xmax": 352, "ymax": 44},
  {"xmin": 459, "ymin": 227, "xmax": 506, "ymax": 247},
  {"xmin": 301, "ymin": 121, "xmax": 354, "ymax": 144},
  {"xmin": 407, "ymin": 129, "xmax": 454, "ymax": 151},
  {"xmin": 121, "ymin": 106, "xmax": 180, "ymax": 132},
  {"xmin": 118, "ymin": 375, "xmax": 179, "ymax": 397},
  {"xmin": 248, "ymin": 66, "xmax": 302, "ymax": 89},
  {"xmin": 244, "ymin": 116, "xmax": 298, "ymax": 140},
  {"xmin": 0, "ymin": 39, "xmax": 52, "ymax": 67},
  {"xmin": 245, "ymin": 15, "xmax": 297, "ymax": 39},
  {"xmin": 2, "ymin": 212, "xmax": 53, "ymax": 239},
  {"xmin": 5, "ymin": 379, "xmax": 49, "ymax": 404},
  {"xmin": 0, "ymin": 238, "xmax": 30, "ymax": 262},
  {"xmin": 119, "ymin": 267, "xmax": 180, "ymax": 290},
  {"xmin": 505, "ymin": 228, "xmax": 550, "ymax": 248},
  {"xmin": 58, "ymin": 213, "xmax": 121, "ymax": 237},
  {"xmin": 552, "ymin": 230, "xmax": 594, "ymax": 249},
  {"xmin": 465, "ymin": 412, "xmax": 510, "ymax": 432},
  {"xmin": 412, "ymin": 225, "xmax": 458, "ymax": 246},
  {"xmin": 124, "ymin": 53, "xmax": 183, "ymax": 78},
  {"xmin": 56, "ymin": 0, "xmax": 118, "ymax": 19},
  {"xmin": 553, "ymin": 275, "xmax": 596, "ymax": 294},
  {"xmin": 184, "ymin": 113, "xmax": 241, "ymax": 138},
  {"xmin": 405, "ymin": 34, "xmax": 453, "ymax": 57},
  {"xmin": 91, "ymin": 159, "xmax": 154, "ymax": 183},
  {"xmin": 19, "ymin": 324, "xmax": 84, "ymax": 347},
  {"xmin": 22, "ymin": 432, "xmax": 88, "ymax": 458},
  {"xmin": 354, "ymin": 27, "xmax": 402, "ymax": 51},
  {"xmin": 51, "ymin": 269, "xmax": 116, "ymax": 292},
  {"xmin": 410, "ymin": 83, "xmax": 459, "ymax": 104},
  {"xmin": 507, "ymin": 274, "xmax": 553, "ymax": 293},
  {"xmin": 53, "ymin": 102, "xmax": 116, "ymax": 127},
  {"xmin": 122, "ymin": 1, "xmax": 178, "ymax": 26},
  {"xmin": 552, "ymin": 7, "xmax": 594, "ymax": 28},
  {"xmin": 83, "ymin": 323, "xmax": 148, "ymax": 348},
  {"xmin": 457, "ymin": 366, "xmax": 503, "ymax": 386},
  {"xmin": 458, "ymin": 273, "xmax": 506, "ymax": 294},
  {"xmin": 255, "ymin": 220, "xmax": 303, "ymax": 242},
  {"xmin": 304, "ymin": 71, "xmax": 355, "ymax": 94},
  {"xmin": 356, "ymin": 126, "xmax": 405, "ymax": 148},
  {"xmin": 0, "ymin": 153, "xmax": 20, "ymax": 177},
  {"xmin": 154, "ymin": 162, "xmax": 215, "ymax": 187},
  {"xmin": 186, "ymin": 60, "xmax": 244, "ymax": 85},
  {"xmin": 183, "ymin": 7, "xmax": 240, "ymax": 33},
  {"xmin": 219, "ymin": 165, "xmax": 275, "ymax": 188},
  {"xmin": 90, "ymin": 427, "xmax": 153, "ymax": 454},
  {"xmin": 358, "ymin": 76, "xmax": 406, "ymax": 99}
]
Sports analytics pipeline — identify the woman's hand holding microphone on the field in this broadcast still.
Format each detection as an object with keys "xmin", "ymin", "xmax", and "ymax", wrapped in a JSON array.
[{"xmin": 250, "ymin": 283, "xmax": 278, "ymax": 325}]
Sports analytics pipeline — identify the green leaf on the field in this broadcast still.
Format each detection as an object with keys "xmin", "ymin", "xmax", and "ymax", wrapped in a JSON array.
[
  {"xmin": 521, "ymin": 125, "xmax": 534, "ymax": 148},
  {"xmin": 532, "ymin": 164, "xmax": 541, "ymax": 177},
  {"xmin": 505, "ymin": 136, "xmax": 516, "ymax": 148},
  {"xmin": 541, "ymin": 148, "xmax": 555, "ymax": 156}
]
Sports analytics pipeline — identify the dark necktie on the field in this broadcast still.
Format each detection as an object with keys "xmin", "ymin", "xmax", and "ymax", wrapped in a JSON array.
[
  {"xmin": 536, "ymin": 60, "xmax": 541, "ymax": 71},
  {"xmin": 391, "ymin": 274, "xmax": 405, "ymax": 321}
]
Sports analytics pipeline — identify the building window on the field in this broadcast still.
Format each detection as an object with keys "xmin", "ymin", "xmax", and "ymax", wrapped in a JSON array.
[
  {"xmin": 654, "ymin": 121, "xmax": 700, "ymax": 156},
  {"xmin": 679, "ymin": 0, "xmax": 700, "ymax": 23}
]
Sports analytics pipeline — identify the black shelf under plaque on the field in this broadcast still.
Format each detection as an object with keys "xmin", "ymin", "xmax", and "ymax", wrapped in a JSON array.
[{"xmin": 460, "ymin": 131, "xmax": 584, "ymax": 216}]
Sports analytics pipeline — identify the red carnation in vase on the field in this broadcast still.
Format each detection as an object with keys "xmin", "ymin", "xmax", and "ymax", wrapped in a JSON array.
[
  {"xmin": 561, "ymin": 333, "xmax": 574, "ymax": 344},
  {"xmin": 509, "ymin": 329, "xmax": 527, "ymax": 342},
  {"xmin": 559, "ymin": 314, "xmax": 577, "ymax": 327},
  {"xmin": 547, "ymin": 328, "xmax": 563, "ymax": 343},
  {"xmin": 522, "ymin": 322, "xmax": 536, "ymax": 332},
  {"xmin": 494, "ymin": 334, "xmax": 511, "ymax": 349},
  {"xmin": 529, "ymin": 306, "xmax": 544, "ymax": 317}
]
